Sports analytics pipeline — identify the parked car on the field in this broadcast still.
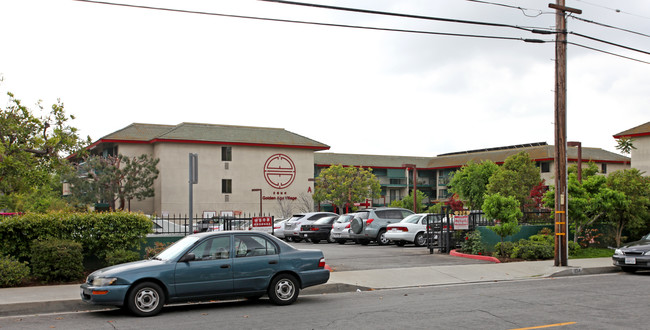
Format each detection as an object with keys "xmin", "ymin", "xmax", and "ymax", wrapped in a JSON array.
[
  {"xmin": 283, "ymin": 212, "xmax": 338, "ymax": 242},
  {"xmin": 272, "ymin": 219, "xmax": 288, "ymax": 239},
  {"xmin": 299, "ymin": 215, "xmax": 339, "ymax": 244},
  {"xmin": 151, "ymin": 219, "xmax": 188, "ymax": 235},
  {"xmin": 385, "ymin": 213, "xmax": 444, "ymax": 247},
  {"xmin": 613, "ymin": 233, "xmax": 650, "ymax": 272},
  {"xmin": 329, "ymin": 213, "xmax": 359, "ymax": 244},
  {"xmin": 81, "ymin": 231, "xmax": 330, "ymax": 316},
  {"xmin": 349, "ymin": 207, "xmax": 414, "ymax": 245}
]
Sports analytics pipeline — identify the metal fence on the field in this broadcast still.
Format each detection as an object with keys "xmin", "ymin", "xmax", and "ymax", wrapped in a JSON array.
[
  {"xmin": 468, "ymin": 210, "xmax": 553, "ymax": 228},
  {"xmin": 150, "ymin": 214, "xmax": 265, "ymax": 235}
]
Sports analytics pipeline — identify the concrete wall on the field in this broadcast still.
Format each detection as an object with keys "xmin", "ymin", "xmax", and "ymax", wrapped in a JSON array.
[{"xmin": 631, "ymin": 136, "xmax": 650, "ymax": 176}]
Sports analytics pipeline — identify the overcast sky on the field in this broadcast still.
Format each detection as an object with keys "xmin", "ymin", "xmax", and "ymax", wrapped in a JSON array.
[{"xmin": 1, "ymin": 0, "xmax": 648, "ymax": 157}]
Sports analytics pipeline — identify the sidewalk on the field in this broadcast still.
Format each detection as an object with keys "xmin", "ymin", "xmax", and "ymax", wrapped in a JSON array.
[{"xmin": 0, "ymin": 257, "xmax": 618, "ymax": 317}]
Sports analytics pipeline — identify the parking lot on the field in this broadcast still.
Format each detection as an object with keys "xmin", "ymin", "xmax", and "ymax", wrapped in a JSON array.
[{"xmin": 286, "ymin": 240, "xmax": 492, "ymax": 272}]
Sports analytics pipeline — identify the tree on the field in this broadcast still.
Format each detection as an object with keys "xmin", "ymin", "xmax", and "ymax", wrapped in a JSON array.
[
  {"xmin": 483, "ymin": 193, "xmax": 522, "ymax": 257},
  {"xmin": 544, "ymin": 163, "xmax": 626, "ymax": 244},
  {"xmin": 65, "ymin": 154, "xmax": 159, "ymax": 211},
  {"xmin": 314, "ymin": 164, "xmax": 381, "ymax": 213},
  {"xmin": 605, "ymin": 169, "xmax": 650, "ymax": 246},
  {"xmin": 615, "ymin": 137, "xmax": 636, "ymax": 155},
  {"xmin": 0, "ymin": 85, "xmax": 88, "ymax": 211},
  {"xmin": 389, "ymin": 189, "xmax": 428, "ymax": 212},
  {"xmin": 448, "ymin": 160, "xmax": 498, "ymax": 210},
  {"xmin": 487, "ymin": 151, "xmax": 541, "ymax": 210}
]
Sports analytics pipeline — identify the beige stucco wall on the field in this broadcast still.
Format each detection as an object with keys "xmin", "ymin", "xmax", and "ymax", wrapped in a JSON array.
[
  {"xmin": 631, "ymin": 136, "xmax": 650, "ymax": 176},
  {"xmin": 148, "ymin": 143, "xmax": 315, "ymax": 217}
]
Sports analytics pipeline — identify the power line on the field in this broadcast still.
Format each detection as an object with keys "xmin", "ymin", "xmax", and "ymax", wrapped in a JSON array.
[
  {"xmin": 259, "ymin": 0, "xmax": 554, "ymax": 33},
  {"xmin": 569, "ymin": 31, "xmax": 650, "ymax": 56},
  {"xmin": 569, "ymin": 15, "xmax": 650, "ymax": 38},
  {"xmin": 568, "ymin": 42, "xmax": 650, "ymax": 65},
  {"xmin": 464, "ymin": 0, "xmax": 553, "ymax": 18},
  {"xmin": 72, "ymin": 0, "xmax": 548, "ymax": 43},
  {"xmin": 572, "ymin": 0, "xmax": 650, "ymax": 20}
]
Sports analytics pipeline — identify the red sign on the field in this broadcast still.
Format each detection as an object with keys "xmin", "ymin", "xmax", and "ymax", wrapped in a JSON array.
[
  {"xmin": 453, "ymin": 215, "xmax": 469, "ymax": 230},
  {"xmin": 252, "ymin": 217, "xmax": 273, "ymax": 228},
  {"xmin": 263, "ymin": 154, "xmax": 296, "ymax": 189}
]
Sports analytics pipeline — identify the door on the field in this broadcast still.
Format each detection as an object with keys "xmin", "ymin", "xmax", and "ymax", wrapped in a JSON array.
[
  {"xmin": 174, "ymin": 235, "xmax": 233, "ymax": 298},
  {"xmin": 232, "ymin": 234, "xmax": 280, "ymax": 292}
]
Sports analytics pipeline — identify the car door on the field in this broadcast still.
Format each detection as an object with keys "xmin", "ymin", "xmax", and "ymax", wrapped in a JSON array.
[
  {"xmin": 232, "ymin": 234, "xmax": 280, "ymax": 292},
  {"xmin": 174, "ymin": 235, "xmax": 233, "ymax": 298}
]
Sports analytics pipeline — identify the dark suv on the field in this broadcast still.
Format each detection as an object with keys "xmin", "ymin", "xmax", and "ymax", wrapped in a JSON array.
[{"xmin": 349, "ymin": 207, "xmax": 414, "ymax": 245}]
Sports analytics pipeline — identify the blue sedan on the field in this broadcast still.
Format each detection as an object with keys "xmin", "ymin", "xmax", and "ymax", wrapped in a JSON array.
[{"xmin": 80, "ymin": 231, "xmax": 330, "ymax": 316}]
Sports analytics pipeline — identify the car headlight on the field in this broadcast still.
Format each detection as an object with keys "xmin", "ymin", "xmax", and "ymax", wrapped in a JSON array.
[
  {"xmin": 92, "ymin": 277, "xmax": 117, "ymax": 286},
  {"xmin": 614, "ymin": 249, "xmax": 623, "ymax": 255}
]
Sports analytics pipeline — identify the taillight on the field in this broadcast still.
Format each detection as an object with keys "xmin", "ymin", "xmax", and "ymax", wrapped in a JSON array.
[
  {"xmin": 345, "ymin": 223, "xmax": 350, "ymax": 229},
  {"xmin": 366, "ymin": 219, "xmax": 374, "ymax": 225},
  {"xmin": 311, "ymin": 227, "xmax": 320, "ymax": 231},
  {"xmin": 318, "ymin": 257, "xmax": 326, "ymax": 268},
  {"xmin": 396, "ymin": 227, "xmax": 409, "ymax": 232}
]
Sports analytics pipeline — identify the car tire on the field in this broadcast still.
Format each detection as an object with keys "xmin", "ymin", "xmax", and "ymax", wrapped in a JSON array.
[
  {"xmin": 293, "ymin": 237, "xmax": 303, "ymax": 243},
  {"xmin": 126, "ymin": 282, "xmax": 165, "ymax": 317},
  {"xmin": 337, "ymin": 240, "xmax": 346, "ymax": 244},
  {"xmin": 285, "ymin": 236, "xmax": 294, "ymax": 242},
  {"xmin": 414, "ymin": 232, "xmax": 426, "ymax": 247},
  {"xmin": 376, "ymin": 229, "xmax": 389, "ymax": 246},
  {"xmin": 268, "ymin": 274, "xmax": 299, "ymax": 305},
  {"xmin": 311, "ymin": 239, "xmax": 320, "ymax": 244},
  {"xmin": 327, "ymin": 235, "xmax": 336, "ymax": 243}
]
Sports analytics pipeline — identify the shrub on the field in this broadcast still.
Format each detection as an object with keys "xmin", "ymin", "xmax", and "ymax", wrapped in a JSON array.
[
  {"xmin": 105, "ymin": 249, "xmax": 141, "ymax": 266},
  {"xmin": 31, "ymin": 239, "xmax": 84, "ymax": 283},
  {"xmin": 493, "ymin": 241, "xmax": 515, "ymax": 258},
  {"xmin": 460, "ymin": 230, "xmax": 486, "ymax": 255},
  {"xmin": 0, "ymin": 255, "xmax": 30, "ymax": 287},
  {"xmin": 144, "ymin": 242, "xmax": 173, "ymax": 259},
  {"xmin": 0, "ymin": 211, "xmax": 152, "ymax": 262}
]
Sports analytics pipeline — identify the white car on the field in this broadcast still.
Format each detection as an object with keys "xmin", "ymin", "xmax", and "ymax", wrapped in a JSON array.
[
  {"xmin": 385, "ymin": 213, "xmax": 443, "ymax": 247},
  {"xmin": 272, "ymin": 219, "xmax": 288, "ymax": 239},
  {"xmin": 329, "ymin": 213, "xmax": 358, "ymax": 244}
]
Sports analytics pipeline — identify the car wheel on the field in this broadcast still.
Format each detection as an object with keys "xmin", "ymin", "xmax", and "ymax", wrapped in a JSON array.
[
  {"xmin": 395, "ymin": 241, "xmax": 405, "ymax": 247},
  {"xmin": 337, "ymin": 240, "xmax": 346, "ymax": 245},
  {"xmin": 311, "ymin": 239, "xmax": 320, "ymax": 244},
  {"xmin": 126, "ymin": 282, "xmax": 165, "ymax": 317},
  {"xmin": 285, "ymin": 236, "xmax": 294, "ymax": 242},
  {"xmin": 268, "ymin": 274, "xmax": 299, "ymax": 305},
  {"xmin": 327, "ymin": 235, "xmax": 336, "ymax": 243},
  {"xmin": 293, "ymin": 237, "xmax": 302, "ymax": 243},
  {"xmin": 376, "ymin": 229, "xmax": 389, "ymax": 246},
  {"xmin": 414, "ymin": 232, "xmax": 426, "ymax": 247}
]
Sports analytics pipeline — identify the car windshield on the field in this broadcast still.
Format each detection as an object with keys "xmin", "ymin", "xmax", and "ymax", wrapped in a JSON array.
[
  {"xmin": 154, "ymin": 236, "xmax": 200, "ymax": 261},
  {"xmin": 336, "ymin": 215, "xmax": 354, "ymax": 223},
  {"xmin": 314, "ymin": 216, "xmax": 336, "ymax": 225},
  {"xmin": 400, "ymin": 214, "xmax": 422, "ymax": 224},
  {"xmin": 642, "ymin": 233, "xmax": 650, "ymax": 240},
  {"xmin": 286, "ymin": 215, "xmax": 303, "ymax": 223}
]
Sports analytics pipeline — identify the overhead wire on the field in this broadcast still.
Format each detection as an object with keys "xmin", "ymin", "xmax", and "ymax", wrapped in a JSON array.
[
  {"xmin": 72, "ymin": 0, "xmax": 549, "ymax": 43},
  {"xmin": 568, "ymin": 42, "xmax": 650, "ymax": 65},
  {"xmin": 464, "ymin": 0, "xmax": 552, "ymax": 18},
  {"xmin": 259, "ymin": 0, "xmax": 555, "ymax": 33},
  {"xmin": 569, "ymin": 31, "xmax": 650, "ymax": 56},
  {"xmin": 571, "ymin": 0, "xmax": 650, "ymax": 21},
  {"xmin": 568, "ymin": 15, "xmax": 650, "ymax": 38}
]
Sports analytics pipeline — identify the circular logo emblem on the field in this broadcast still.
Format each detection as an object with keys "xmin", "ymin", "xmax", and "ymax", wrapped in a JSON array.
[{"xmin": 264, "ymin": 154, "xmax": 296, "ymax": 189}]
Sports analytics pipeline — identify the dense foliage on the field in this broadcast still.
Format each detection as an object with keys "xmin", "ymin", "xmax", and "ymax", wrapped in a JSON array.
[
  {"xmin": 0, "ymin": 255, "xmax": 30, "ymax": 287},
  {"xmin": 449, "ymin": 160, "xmax": 498, "ymax": 210},
  {"xmin": 0, "ymin": 212, "xmax": 152, "ymax": 261},
  {"xmin": 30, "ymin": 238, "xmax": 84, "ymax": 283},
  {"xmin": 314, "ymin": 164, "xmax": 381, "ymax": 212}
]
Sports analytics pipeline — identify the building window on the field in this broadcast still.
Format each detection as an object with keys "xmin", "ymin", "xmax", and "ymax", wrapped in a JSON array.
[
  {"xmin": 222, "ymin": 147, "xmax": 232, "ymax": 161},
  {"xmin": 540, "ymin": 162, "xmax": 550, "ymax": 173},
  {"xmin": 390, "ymin": 178, "xmax": 403, "ymax": 185},
  {"xmin": 222, "ymin": 179, "xmax": 232, "ymax": 194},
  {"xmin": 601, "ymin": 163, "xmax": 607, "ymax": 174}
]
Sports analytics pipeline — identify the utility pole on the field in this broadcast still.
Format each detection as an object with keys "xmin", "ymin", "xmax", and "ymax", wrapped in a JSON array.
[{"xmin": 549, "ymin": 1, "xmax": 581, "ymax": 267}]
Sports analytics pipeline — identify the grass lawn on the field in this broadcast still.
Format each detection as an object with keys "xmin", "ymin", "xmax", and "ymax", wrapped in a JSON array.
[{"xmin": 570, "ymin": 247, "xmax": 614, "ymax": 259}]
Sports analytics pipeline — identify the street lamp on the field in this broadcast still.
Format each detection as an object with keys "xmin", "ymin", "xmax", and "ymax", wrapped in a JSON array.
[
  {"xmin": 402, "ymin": 164, "xmax": 417, "ymax": 212},
  {"xmin": 251, "ymin": 188, "xmax": 262, "ymax": 216}
]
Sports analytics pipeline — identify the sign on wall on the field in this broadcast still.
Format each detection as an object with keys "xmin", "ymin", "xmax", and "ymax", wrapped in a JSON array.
[{"xmin": 263, "ymin": 154, "xmax": 296, "ymax": 189}]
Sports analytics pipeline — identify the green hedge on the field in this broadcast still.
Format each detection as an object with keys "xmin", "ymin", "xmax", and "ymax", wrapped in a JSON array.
[
  {"xmin": 0, "ymin": 255, "xmax": 30, "ymax": 287},
  {"xmin": 31, "ymin": 239, "xmax": 84, "ymax": 283},
  {"xmin": 0, "ymin": 211, "xmax": 152, "ymax": 262}
]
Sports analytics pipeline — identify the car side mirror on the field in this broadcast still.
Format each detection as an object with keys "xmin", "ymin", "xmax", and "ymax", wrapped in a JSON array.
[{"xmin": 180, "ymin": 253, "xmax": 196, "ymax": 262}]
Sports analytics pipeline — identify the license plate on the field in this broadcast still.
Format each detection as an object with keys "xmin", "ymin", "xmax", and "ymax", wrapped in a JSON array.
[
  {"xmin": 332, "ymin": 233, "xmax": 340, "ymax": 237},
  {"xmin": 625, "ymin": 257, "xmax": 636, "ymax": 264},
  {"xmin": 303, "ymin": 234, "xmax": 308, "ymax": 238}
]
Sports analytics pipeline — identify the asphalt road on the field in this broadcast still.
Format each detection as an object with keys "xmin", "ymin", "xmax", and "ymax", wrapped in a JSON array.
[
  {"xmin": 1, "ymin": 272, "xmax": 645, "ymax": 329},
  {"xmin": 288, "ymin": 240, "xmax": 491, "ymax": 271}
]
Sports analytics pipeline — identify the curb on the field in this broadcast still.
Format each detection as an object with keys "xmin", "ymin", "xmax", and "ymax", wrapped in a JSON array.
[
  {"xmin": 549, "ymin": 265, "xmax": 620, "ymax": 277},
  {"xmin": 450, "ymin": 249, "xmax": 501, "ymax": 263}
]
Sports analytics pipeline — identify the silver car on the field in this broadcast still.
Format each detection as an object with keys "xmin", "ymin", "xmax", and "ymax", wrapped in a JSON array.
[
  {"xmin": 349, "ymin": 207, "xmax": 414, "ymax": 245},
  {"xmin": 329, "ymin": 213, "xmax": 358, "ymax": 244},
  {"xmin": 283, "ymin": 212, "xmax": 338, "ymax": 242}
]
